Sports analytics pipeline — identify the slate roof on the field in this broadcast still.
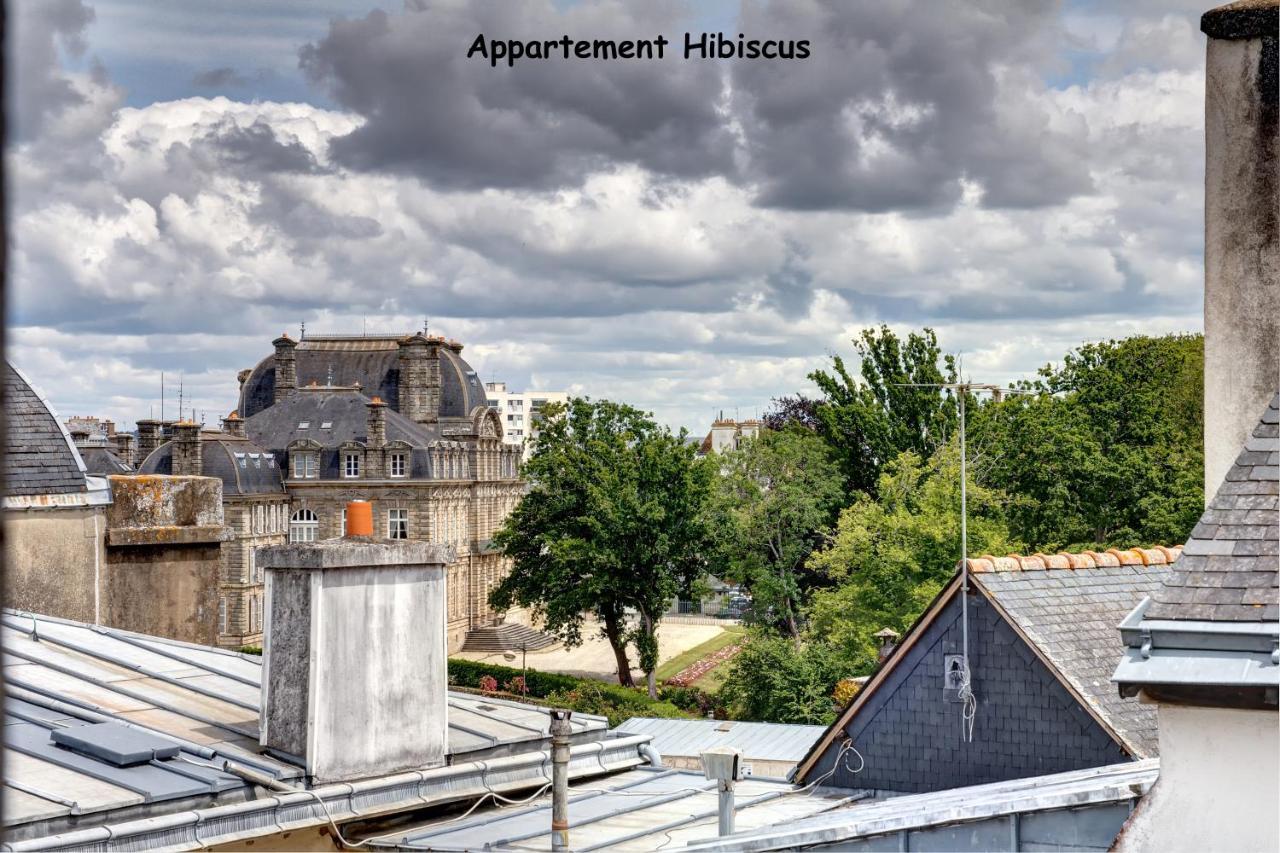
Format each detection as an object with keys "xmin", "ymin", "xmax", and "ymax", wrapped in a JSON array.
[
  {"xmin": 3, "ymin": 363, "xmax": 89, "ymax": 497},
  {"xmin": 239, "ymin": 335, "xmax": 489, "ymax": 421},
  {"xmin": 76, "ymin": 443, "xmax": 132, "ymax": 476},
  {"xmin": 137, "ymin": 431, "xmax": 286, "ymax": 495},
  {"xmin": 244, "ymin": 387, "xmax": 436, "ymax": 454},
  {"xmin": 1145, "ymin": 392, "xmax": 1280, "ymax": 622},
  {"xmin": 969, "ymin": 547, "xmax": 1181, "ymax": 758}
]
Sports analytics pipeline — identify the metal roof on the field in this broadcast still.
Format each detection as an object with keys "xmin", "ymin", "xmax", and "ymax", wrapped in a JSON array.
[
  {"xmin": 367, "ymin": 766, "xmax": 854, "ymax": 852},
  {"xmin": 1, "ymin": 610, "xmax": 607, "ymax": 840},
  {"xmin": 686, "ymin": 759, "xmax": 1159, "ymax": 852},
  {"xmin": 615, "ymin": 718, "xmax": 826, "ymax": 764}
]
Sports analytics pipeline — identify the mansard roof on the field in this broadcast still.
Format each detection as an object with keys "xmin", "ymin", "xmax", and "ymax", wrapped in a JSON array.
[
  {"xmin": 137, "ymin": 432, "xmax": 286, "ymax": 496},
  {"xmin": 238, "ymin": 334, "xmax": 489, "ymax": 421},
  {"xmin": 243, "ymin": 387, "xmax": 436, "ymax": 454}
]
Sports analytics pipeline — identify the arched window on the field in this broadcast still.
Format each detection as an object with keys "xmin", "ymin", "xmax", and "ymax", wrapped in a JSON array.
[{"xmin": 290, "ymin": 509, "xmax": 318, "ymax": 543}]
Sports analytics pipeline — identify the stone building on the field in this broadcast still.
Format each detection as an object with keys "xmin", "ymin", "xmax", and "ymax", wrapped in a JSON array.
[
  {"xmin": 4, "ymin": 361, "xmax": 230, "ymax": 645},
  {"xmin": 235, "ymin": 331, "xmax": 526, "ymax": 652},
  {"xmin": 136, "ymin": 415, "xmax": 289, "ymax": 649}
]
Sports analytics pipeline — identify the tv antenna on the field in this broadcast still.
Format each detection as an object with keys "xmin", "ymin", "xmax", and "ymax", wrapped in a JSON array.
[{"xmin": 893, "ymin": 378, "xmax": 1028, "ymax": 742}]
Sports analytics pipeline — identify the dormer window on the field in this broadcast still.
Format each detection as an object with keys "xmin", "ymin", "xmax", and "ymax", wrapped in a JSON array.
[
  {"xmin": 292, "ymin": 451, "xmax": 318, "ymax": 479},
  {"xmin": 298, "ymin": 421, "xmax": 310, "ymax": 429},
  {"xmin": 390, "ymin": 452, "xmax": 408, "ymax": 478},
  {"xmin": 343, "ymin": 452, "xmax": 361, "ymax": 479},
  {"xmin": 320, "ymin": 421, "xmax": 332, "ymax": 429}
]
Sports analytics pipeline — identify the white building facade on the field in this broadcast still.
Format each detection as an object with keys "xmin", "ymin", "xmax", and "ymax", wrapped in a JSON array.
[{"xmin": 483, "ymin": 381, "xmax": 568, "ymax": 460}]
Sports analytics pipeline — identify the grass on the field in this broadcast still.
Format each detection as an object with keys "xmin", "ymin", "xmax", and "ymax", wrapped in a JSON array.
[
  {"xmin": 689, "ymin": 658, "xmax": 735, "ymax": 693},
  {"xmin": 654, "ymin": 624, "xmax": 747, "ymax": 682}
]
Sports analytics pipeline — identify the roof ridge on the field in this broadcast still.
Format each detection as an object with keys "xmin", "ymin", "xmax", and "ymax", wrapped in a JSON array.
[{"xmin": 967, "ymin": 545, "xmax": 1183, "ymax": 573}]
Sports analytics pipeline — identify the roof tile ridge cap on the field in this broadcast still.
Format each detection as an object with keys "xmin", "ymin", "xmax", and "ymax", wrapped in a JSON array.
[
  {"xmin": 1106, "ymin": 547, "xmax": 1144, "ymax": 566},
  {"xmin": 966, "ymin": 556, "xmax": 998, "ymax": 573}
]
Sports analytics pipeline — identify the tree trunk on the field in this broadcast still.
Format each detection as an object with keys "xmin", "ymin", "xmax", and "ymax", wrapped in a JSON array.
[
  {"xmin": 642, "ymin": 611, "xmax": 658, "ymax": 700},
  {"xmin": 602, "ymin": 610, "xmax": 635, "ymax": 687}
]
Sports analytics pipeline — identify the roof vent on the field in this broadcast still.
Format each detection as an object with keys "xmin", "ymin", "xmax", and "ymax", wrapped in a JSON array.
[{"xmin": 51, "ymin": 722, "xmax": 180, "ymax": 767}]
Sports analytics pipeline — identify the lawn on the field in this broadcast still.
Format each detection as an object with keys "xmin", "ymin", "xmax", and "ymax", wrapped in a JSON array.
[{"xmin": 655, "ymin": 624, "xmax": 747, "ymax": 682}]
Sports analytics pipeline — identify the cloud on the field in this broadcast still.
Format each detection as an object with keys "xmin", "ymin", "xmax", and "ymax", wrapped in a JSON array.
[
  {"xmin": 299, "ymin": 1, "xmax": 735, "ymax": 190},
  {"xmin": 7, "ymin": 0, "xmax": 1207, "ymax": 435}
]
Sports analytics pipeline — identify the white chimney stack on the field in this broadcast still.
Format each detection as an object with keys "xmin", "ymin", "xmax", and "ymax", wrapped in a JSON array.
[
  {"xmin": 1201, "ymin": 1, "xmax": 1279, "ymax": 496},
  {"xmin": 257, "ymin": 504, "xmax": 452, "ymax": 783}
]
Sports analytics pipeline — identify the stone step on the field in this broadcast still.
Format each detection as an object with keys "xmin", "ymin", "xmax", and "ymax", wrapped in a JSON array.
[{"xmin": 461, "ymin": 623, "xmax": 558, "ymax": 653}]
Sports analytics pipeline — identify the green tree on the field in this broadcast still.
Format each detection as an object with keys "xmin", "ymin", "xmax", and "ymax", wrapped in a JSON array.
[
  {"xmin": 708, "ymin": 428, "xmax": 844, "ymax": 639},
  {"xmin": 490, "ymin": 398, "xmax": 713, "ymax": 696},
  {"xmin": 808, "ymin": 326, "xmax": 958, "ymax": 495},
  {"xmin": 806, "ymin": 443, "xmax": 1018, "ymax": 672},
  {"xmin": 719, "ymin": 633, "xmax": 847, "ymax": 724},
  {"xmin": 972, "ymin": 334, "xmax": 1203, "ymax": 550}
]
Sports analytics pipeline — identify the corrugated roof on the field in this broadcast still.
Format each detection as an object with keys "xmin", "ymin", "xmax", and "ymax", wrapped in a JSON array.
[
  {"xmin": 1146, "ymin": 391, "xmax": 1279, "ymax": 623},
  {"xmin": 0, "ymin": 610, "xmax": 607, "ymax": 839},
  {"xmin": 615, "ymin": 718, "xmax": 826, "ymax": 764},
  {"xmin": 686, "ymin": 759, "xmax": 1159, "ymax": 852},
  {"xmin": 368, "ymin": 766, "xmax": 851, "ymax": 852}
]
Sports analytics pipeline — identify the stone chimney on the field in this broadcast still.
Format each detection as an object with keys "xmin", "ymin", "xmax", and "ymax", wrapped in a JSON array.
[
  {"xmin": 222, "ymin": 410, "xmax": 245, "ymax": 437},
  {"xmin": 397, "ymin": 333, "xmax": 441, "ymax": 424},
  {"xmin": 1201, "ymin": 1, "xmax": 1279, "ymax": 496},
  {"xmin": 68, "ymin": 426, "xmax": 91, "ymax": 445},
  {"xmin": 273, "ymin": 333, "xmax": 298, "ymax": 403},
  {"xmin": 365, "ymin": 397, "xmax": 388, "ymax": 478},
  {"xmin": 258, "ymin": 504, "xmax": 451, "ymax": 783},
  {"xmin": 171, "ymin": 421, "xmax": 203, "ymax": 476},
  {"xmin": 135, "ymin": 419, "xmax": 165, "ymax": 462},
  {"xmin": 110, "ymin": 433, "xmax": 136, "ymax": 467}
]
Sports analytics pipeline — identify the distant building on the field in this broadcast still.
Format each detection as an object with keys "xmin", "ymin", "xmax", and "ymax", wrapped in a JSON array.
[
  {"xmin": 67, "ymin": 424, "xmax": 133, "ymax": 475},
  {"xmin": 696, "ymin": 416, "xmax": 763, "ymax": 456},
  {"xmin": 65, "ymin": 414, "xmax": 116, "ymax": 437},
  {"xmin": 795, "ymin": 547, "xmax": 1181, "ymax": 793},
  {"xmin": 483, "ymin": 380, "xmax": 568, "ymax": 459},
  {"xmin": 233, "ymin": 331, "xmax": 528, "ymax": 652},
  {"xmin": 136, "ymin": 416, "xmax": 289, "ymax": 648}
]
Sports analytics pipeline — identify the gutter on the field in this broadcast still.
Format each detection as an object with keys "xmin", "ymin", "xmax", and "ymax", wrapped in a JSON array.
[{"xmin": 2, "ymin": 734, "xmax": 653, "ymax": 852}]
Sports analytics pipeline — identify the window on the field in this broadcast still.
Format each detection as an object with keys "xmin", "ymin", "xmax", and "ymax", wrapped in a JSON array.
[
  {"xmin": 298, "ymin": 421, "xmax": 310, "ymax": 429},
  {"xmin": 218, "ymin": 597, "xmax": 228, "ymax": 634},
  {"xmin": 343, "ymin": 452, "xmax": 361, "ymax": 479},
  {"xmin": 390, "ymin": 452, "xmax": 407, "ymax": 478},
  {"xmin": 341, "ymin": 507, "xmax": 347, "ymax": 536},
  {"xmin": 248, "ymin": 546, "xmax": 262, "ymax": 584},
  {"xmin": 388, "ymin": 508, "xmax": 408, "ymax": 540},
  {"xmin": 320, "ymin": 421, "xmax": 332, "ymax": 429},
  {"xmin": 254, "ymin": 505, "xmax": 264, "ymax": 534},
  {"xmin": 250, "ymin": 452, "xmax": 262, "ymax": 469},
  {"xmin": 292, "ymin": 451, "xmax": 318, "ymax": 479},
  {"xmin": 290, "ymin": 509, "xmax": 318, "ymax": 542}
]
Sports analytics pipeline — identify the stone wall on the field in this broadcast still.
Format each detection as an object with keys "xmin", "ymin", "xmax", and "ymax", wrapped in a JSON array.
[{"xmin": 3, "ymin": 506, "xmax": 107, "ymax": 623}]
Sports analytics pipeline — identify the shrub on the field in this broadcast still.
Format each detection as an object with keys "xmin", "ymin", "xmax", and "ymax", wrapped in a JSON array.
[
  {"xmin": 719, "ymin": 634, "xmax": 847, "ymax": 724},
  {"xmin": 478, "ymin": 675, "xmax": 499, "ymax": 693}
]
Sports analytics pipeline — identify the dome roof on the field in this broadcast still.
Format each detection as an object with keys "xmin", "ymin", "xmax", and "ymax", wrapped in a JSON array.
[
  {"xmin": 4, "ymin": 362, "xmax": 90, "ymax": 498},
  {"xmin": 137, "ymin": 432, "xmax": 286, "ymax": 496},
  {"xmin": 238, "ymin": 335, "xmax": 489, "ymax": 421}
]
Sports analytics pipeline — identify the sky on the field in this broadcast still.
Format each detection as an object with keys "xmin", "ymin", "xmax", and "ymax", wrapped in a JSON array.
[{"xmin": 8, "ymin": 0, "xmax": 1209, "ymax": 433}]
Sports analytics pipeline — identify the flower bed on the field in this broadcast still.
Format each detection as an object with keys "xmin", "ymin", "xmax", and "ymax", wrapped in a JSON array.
[{"xmin": 664, "ymin": 640, "xmax": 745, "ymax": 687}]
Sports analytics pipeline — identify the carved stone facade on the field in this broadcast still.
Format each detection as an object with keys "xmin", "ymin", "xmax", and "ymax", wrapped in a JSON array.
[{"xmin": 235, "ymin": 332, "xmax": 526, "ymax": 653}]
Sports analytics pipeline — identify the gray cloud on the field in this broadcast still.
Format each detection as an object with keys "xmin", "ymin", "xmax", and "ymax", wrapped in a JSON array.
[
  {"xmin": 9, "ymin": 0, "xmax": 96, "ymax": 142},
  {"xmin": 299, "ymin": 1, "xmax": 735, "ymax": 190}
]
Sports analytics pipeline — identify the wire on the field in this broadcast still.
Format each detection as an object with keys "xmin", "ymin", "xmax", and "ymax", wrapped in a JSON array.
[
  {"xmin": 794, "ymin": 738, "xmax": 864, "ymax": 796},
  {"xmin": 958, "ymin": 666, "xmax": 978, "ymax": 743}
]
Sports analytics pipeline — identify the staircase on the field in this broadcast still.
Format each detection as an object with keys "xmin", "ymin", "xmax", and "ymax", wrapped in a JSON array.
[{"xmin": 462, "ymin": 623, "xmax": 558, "ymax": 653}]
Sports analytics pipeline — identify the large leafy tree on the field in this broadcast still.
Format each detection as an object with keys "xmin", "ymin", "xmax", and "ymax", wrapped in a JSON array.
[
  {"xmin": 808, "ymin": 326, "xmax": 958, "ymax": 495},
  {"xmin": 972, "ymin": 334, "xmax": 1203, "ymax": 550},
  {"xmin": 708, "ymin": 427, "xmax": 844, "ymax": 639},
  {"xmin": 806, "ymin": 443, "xmax": 1018, "ymax": 673},
  {"xmin": 490, "ymin": 398, "xmax": 713, "ymax": 695},
  {"xmin": 719, "ymin": 633, "xmax": 847, "ymax": 724}
]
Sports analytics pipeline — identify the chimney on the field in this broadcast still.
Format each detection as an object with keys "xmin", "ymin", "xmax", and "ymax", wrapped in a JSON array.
[
  {"xmin": 874, "ymin": 627, "xmax": 901, "ymax": 663},
  {"xmin": 68, "ymin": 426, "xmax": 91, "ymax": 445},
  {"xmin": 273, "ymin": 333, "xmax": 298, "ymax": 403},
  {"xmin": 365, "ymin": 397, "xmax": 388, "ymax": 478},
  {"xmin": 222, "ymin": 410, "xmax": 245, "ymax": 437},
  {"xmin": 135, "ymin": 419, "xmax": 165, "ymax": 462},
  {"xmin": 1201, "ymin": 2, "xmax": 1279, "ymax": 496},
  {"xmin": 171, "ymin": 421, "xmax": 203, "ymax": 476},
  {"xmin": 110, "ymin": 432, "xmax": 136, "ymax": 467},
  {"xmin": 397, "ymin": 333, "xmax": 441, "ymax": 424},
  {"xmin": 257, "ymin": 502, "xmax": 451, "ymax": 783}
]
